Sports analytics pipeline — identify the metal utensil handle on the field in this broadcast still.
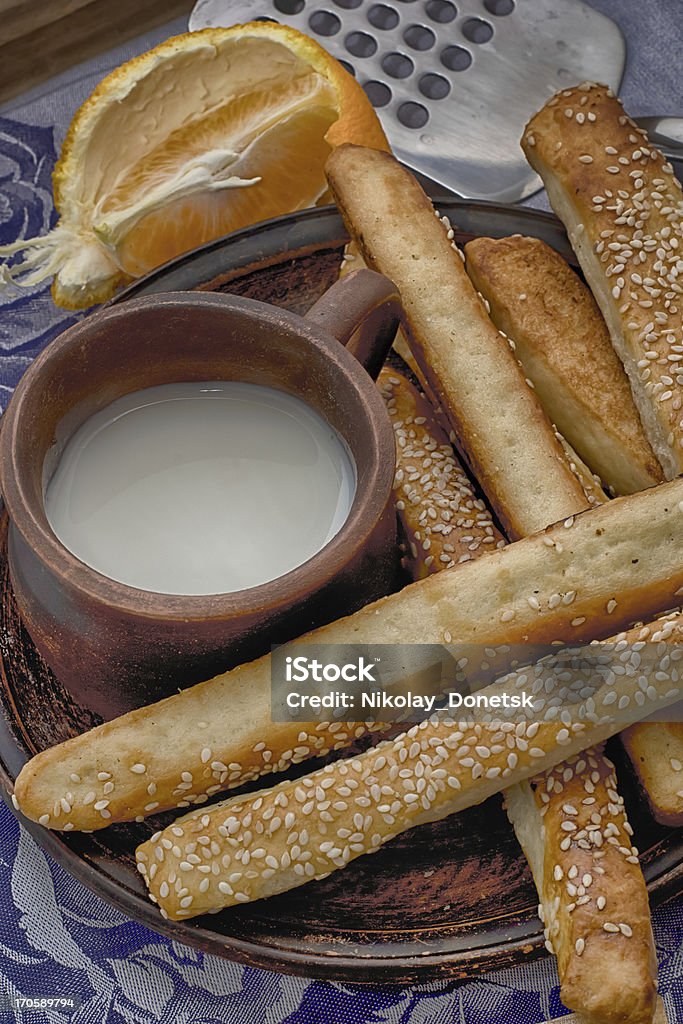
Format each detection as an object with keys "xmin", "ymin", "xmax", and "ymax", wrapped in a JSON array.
[{"xmin": 634, "ymin": 116, "xmax": 683, "ymax": 164}]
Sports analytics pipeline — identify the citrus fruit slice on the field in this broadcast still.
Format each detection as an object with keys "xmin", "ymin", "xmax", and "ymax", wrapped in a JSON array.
[{"xmin": 0, "ymin": 24, "xmax": 388, "ymax": 308}]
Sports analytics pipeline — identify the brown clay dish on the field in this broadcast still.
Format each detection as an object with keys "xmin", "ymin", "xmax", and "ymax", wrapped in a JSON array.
[
  {"xmin": 0, "ymin": 200, "xmax": 682, "ymax": 983},
  {"xmin": 0, "ymin": 275, "xmax": 399, "ymax": 719}
]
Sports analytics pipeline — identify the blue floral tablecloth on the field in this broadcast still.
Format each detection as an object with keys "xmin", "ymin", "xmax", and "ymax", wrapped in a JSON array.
[{"xmin": 1, "ymin": 3, "xmax": 682, "ymax": 1021}]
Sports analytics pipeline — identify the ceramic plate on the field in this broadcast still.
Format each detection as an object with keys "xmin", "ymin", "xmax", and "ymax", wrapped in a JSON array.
[{"xmin": 1, "ymin": 200, "xmax": 681, "ymax": 983}]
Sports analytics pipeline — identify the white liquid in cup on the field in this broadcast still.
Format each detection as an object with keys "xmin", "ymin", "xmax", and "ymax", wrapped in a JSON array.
[{"xmin": 44, "ymin": 381, "xmax": 356, "ymax": 595}]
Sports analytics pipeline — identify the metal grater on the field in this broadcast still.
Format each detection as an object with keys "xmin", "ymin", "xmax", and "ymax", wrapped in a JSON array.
[{"xmin": 189, "ymin": 0, "xmax": 626, "ymax": 202}]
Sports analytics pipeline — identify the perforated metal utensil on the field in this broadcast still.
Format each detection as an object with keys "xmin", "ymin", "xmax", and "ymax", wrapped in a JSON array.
[{"xmin": 189, "ymin": 0, "xmax": 626, "ymax": 202}]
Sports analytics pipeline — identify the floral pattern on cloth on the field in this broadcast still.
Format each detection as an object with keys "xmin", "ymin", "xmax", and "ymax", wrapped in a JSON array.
[
  {"xmin": 1, "ymin": 76, "xmax": 683, "ymax": 1023},
  {"xmin": 1, "ymin": 804, "xmax": 683, "ymax": 1023},
  {"xmin": 0, "ymin": 117, "xmax": 85, "ymax": 409}
]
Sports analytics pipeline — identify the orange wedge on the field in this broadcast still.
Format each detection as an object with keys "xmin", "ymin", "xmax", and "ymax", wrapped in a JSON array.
[{"xmin": 0, "ymin": 24, "xmax": 388, "ymax": 308}]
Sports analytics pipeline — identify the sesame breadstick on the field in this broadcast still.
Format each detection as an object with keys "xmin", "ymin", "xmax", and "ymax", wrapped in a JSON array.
[
  {"xmin": 464, "ymin": 234, "xmax": 663, "ymax": 496},
  {"xmin": 385, "ymin": 373, "xmax": 653, "ymax": 1022},
  {"xmin": 510, "ymin": 443, "xmax": 654, "ymax": 1022},
  {"xmin": 137, "ymin": 611, "xmax": 683, "ymax": 920},
  {"xmin": 326, "ymin": 143, "xmax": 589, "ymax": 540},
  {"xmin": 506, "ymin": 752, "xmax": 657, "ymax": 1024},
  {"xmin": 377, "ymin": 366, "xmax": 505, "ymax": 578},
  {"xmin": 15, "ymin": 476, "xmax": 683, "ymax": 832},
  {"xmin": 348, "ymin": 101, "xmax": 663, "ymax": 1024},
  {"xmin": 523, "ymin": 82, "xmax": 683, "ymax": 833},
  {"xmin": 332, "ymin": 142, "xmax": 655, "ymax": 1019},
  {"xmin": 522, "ymin": 83, "xmax": 683, "ymax": 480}
]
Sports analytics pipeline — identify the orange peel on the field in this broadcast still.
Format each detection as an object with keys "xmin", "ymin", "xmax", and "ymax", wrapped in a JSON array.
[{"xmin": 0, "ymin": 24, "xmax": 388, "ymax": 309}]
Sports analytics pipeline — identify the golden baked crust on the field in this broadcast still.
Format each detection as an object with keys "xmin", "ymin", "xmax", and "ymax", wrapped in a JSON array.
[
  {"xmin": 507, "ymin": 749, "xmax": 657, "ymax": 1024},
  {"xmin": 326, "ymin": 144, "xmax": 589, "ymax": 540},
  {"xmin": 465, "ymin": 235, "xmax": 663, "ymax": 495},
  {"xmin": 541, "ymin": 751, "xmax": 657, "ymax": 1024},
  {"xmin": 522, "ymin": 83, "xmax": 683, "ymax": 480},
  {"xmin": 622, "ymin": 722, "xmax": 683, "ymax": 826}
]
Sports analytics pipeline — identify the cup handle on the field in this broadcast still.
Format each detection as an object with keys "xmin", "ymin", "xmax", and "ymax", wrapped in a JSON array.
[{"xmin": 304, "ymin": 268, "xmax": 402, "ymax": 380}]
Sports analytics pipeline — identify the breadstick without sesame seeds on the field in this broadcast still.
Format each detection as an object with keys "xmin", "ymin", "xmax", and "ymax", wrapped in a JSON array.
[
  {"xmin": 464, "ymin": 233, "xmax": 663, "ymax": 497},
  {"xmin": 326, "ymin": 143, "xmax": 590, "ymax": 541}
]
